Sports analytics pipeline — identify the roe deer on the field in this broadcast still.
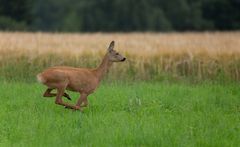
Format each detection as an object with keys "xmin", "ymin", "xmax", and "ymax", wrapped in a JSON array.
[{"xmin": 37, "ymin": 41, "xmax": 126, "ymax": 111}]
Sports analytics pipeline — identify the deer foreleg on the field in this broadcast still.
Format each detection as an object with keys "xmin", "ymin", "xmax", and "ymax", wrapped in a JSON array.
[
  {"xmin": 55, "ymin": 87, "xmax": 79, "ymax": 110},
  {"xmin": 81, "ymin": 98, "xmax": 88, "ymax": 107},
  {"xmin": 76, "ymin": 93, "xmax": 88, "ymax": 108}
]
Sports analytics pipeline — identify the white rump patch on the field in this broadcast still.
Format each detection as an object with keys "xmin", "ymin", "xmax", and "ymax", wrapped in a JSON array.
[{"xmin": 37, "ymin": 74, "xmax": 46, "ymax": 83}]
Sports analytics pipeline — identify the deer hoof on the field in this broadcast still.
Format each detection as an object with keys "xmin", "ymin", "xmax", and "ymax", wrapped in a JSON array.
[
  {"xmin": 74, "ymin": 106, "xmax": 80, "ymax": 110},
  {"xmin": 64, "ymin": 105, "xmax": 82, "ymax": 112},
  {"xmin": 75, "ymin": 106, "xmax": 83, "ymax": 112}
]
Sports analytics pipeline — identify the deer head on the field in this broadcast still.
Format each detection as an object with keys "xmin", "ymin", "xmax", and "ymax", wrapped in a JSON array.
[{"xmin": 107, "ymin": 41, "xmax": 126, "ymax": 62}]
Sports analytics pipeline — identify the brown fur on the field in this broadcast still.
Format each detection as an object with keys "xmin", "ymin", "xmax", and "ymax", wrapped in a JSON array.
[{"xmin": 37, "ymin": 41, "xmax": 126, "ymax": 111}]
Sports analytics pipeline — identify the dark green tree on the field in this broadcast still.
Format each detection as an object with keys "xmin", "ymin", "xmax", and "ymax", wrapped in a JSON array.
[
  {"xmin": 0, "ymin": 0, "xmax": 239, "ymax": 31},
  {"xmin": 0, "ymin": 0, "xmax": 32, "ymax": 30},
  {"xmin": 202, "ymin": 0, "xmax": 240, "ymax": 30}
]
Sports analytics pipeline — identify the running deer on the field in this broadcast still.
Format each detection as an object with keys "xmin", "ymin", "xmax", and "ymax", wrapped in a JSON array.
[{"xmin": 37, "ymin": 41, "xmax": 126, "ymax": 111}]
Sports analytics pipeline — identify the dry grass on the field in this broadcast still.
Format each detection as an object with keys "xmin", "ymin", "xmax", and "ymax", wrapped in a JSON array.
[{"xmin": 0, "ymin": 32, "xmax": 239, "ymax": 82}]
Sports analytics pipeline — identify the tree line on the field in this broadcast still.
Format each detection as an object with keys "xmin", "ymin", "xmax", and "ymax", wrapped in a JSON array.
[{"xmin": 0, "ymin": 0, "xmax": 239, "ymax": 32}]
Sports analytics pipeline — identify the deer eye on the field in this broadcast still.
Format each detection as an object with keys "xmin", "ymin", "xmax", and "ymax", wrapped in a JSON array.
[{"xmin": 116, "ymin": 53, "xmax": 119, "ymax": 55}]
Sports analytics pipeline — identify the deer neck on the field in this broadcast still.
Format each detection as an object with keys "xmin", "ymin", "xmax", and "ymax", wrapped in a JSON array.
[{"xmin": 95, "ymin": 54, "xmax": 113, "ymax": 81}]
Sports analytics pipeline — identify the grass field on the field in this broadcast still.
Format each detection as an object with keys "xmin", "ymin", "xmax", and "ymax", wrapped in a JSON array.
[
  {"xmin": 0, "ymin": 82, "xmax": 239, "ymax": 146},
  {"xmin": 0, "ymin": 32, "xmax": 239, "ymax": 146},
  {"xmin": 0, "ymin": 32, "xmax": 240, "ymax": 82}
]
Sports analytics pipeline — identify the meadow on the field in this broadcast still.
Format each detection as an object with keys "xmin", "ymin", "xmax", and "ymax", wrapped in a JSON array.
[
  {"xmin": 0, "ymin": 82, "xmax": 239, "ymax": 146},
  {"xmin": 0, "ymin": 32, "xmax": 239, "ymax": 82},
  {"xmin": 0, "ymin": 32, "xmax": 239, "ymax": 146}
]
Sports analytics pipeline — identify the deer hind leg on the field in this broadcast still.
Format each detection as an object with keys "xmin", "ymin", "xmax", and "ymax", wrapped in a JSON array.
[
  {"xmin": 55, "ymin": 87, "xmax": 79, "ymax": 110},
  {"xmin": 43, "ymin": 88, "xmax": 56, "ymax": 97},
  {"xmin": 43, "ymin": 88, "xmax": 71, "ymax": 100}
]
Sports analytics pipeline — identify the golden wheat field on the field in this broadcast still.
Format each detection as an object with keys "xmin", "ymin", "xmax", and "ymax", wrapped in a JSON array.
[{"xmin": 0, "ymin": 32, "xmax": 239, "ymax": 82}]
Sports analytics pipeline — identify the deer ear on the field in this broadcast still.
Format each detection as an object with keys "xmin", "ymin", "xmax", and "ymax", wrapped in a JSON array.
[{"xmin": 108, "ymin": 41, "xmax": 115, "ymax": 52}]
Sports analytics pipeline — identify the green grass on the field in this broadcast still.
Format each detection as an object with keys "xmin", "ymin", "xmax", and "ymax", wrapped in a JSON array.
[{"xmin": 0, "ymin": 82, "xmax": 239, "ymax": 146}]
